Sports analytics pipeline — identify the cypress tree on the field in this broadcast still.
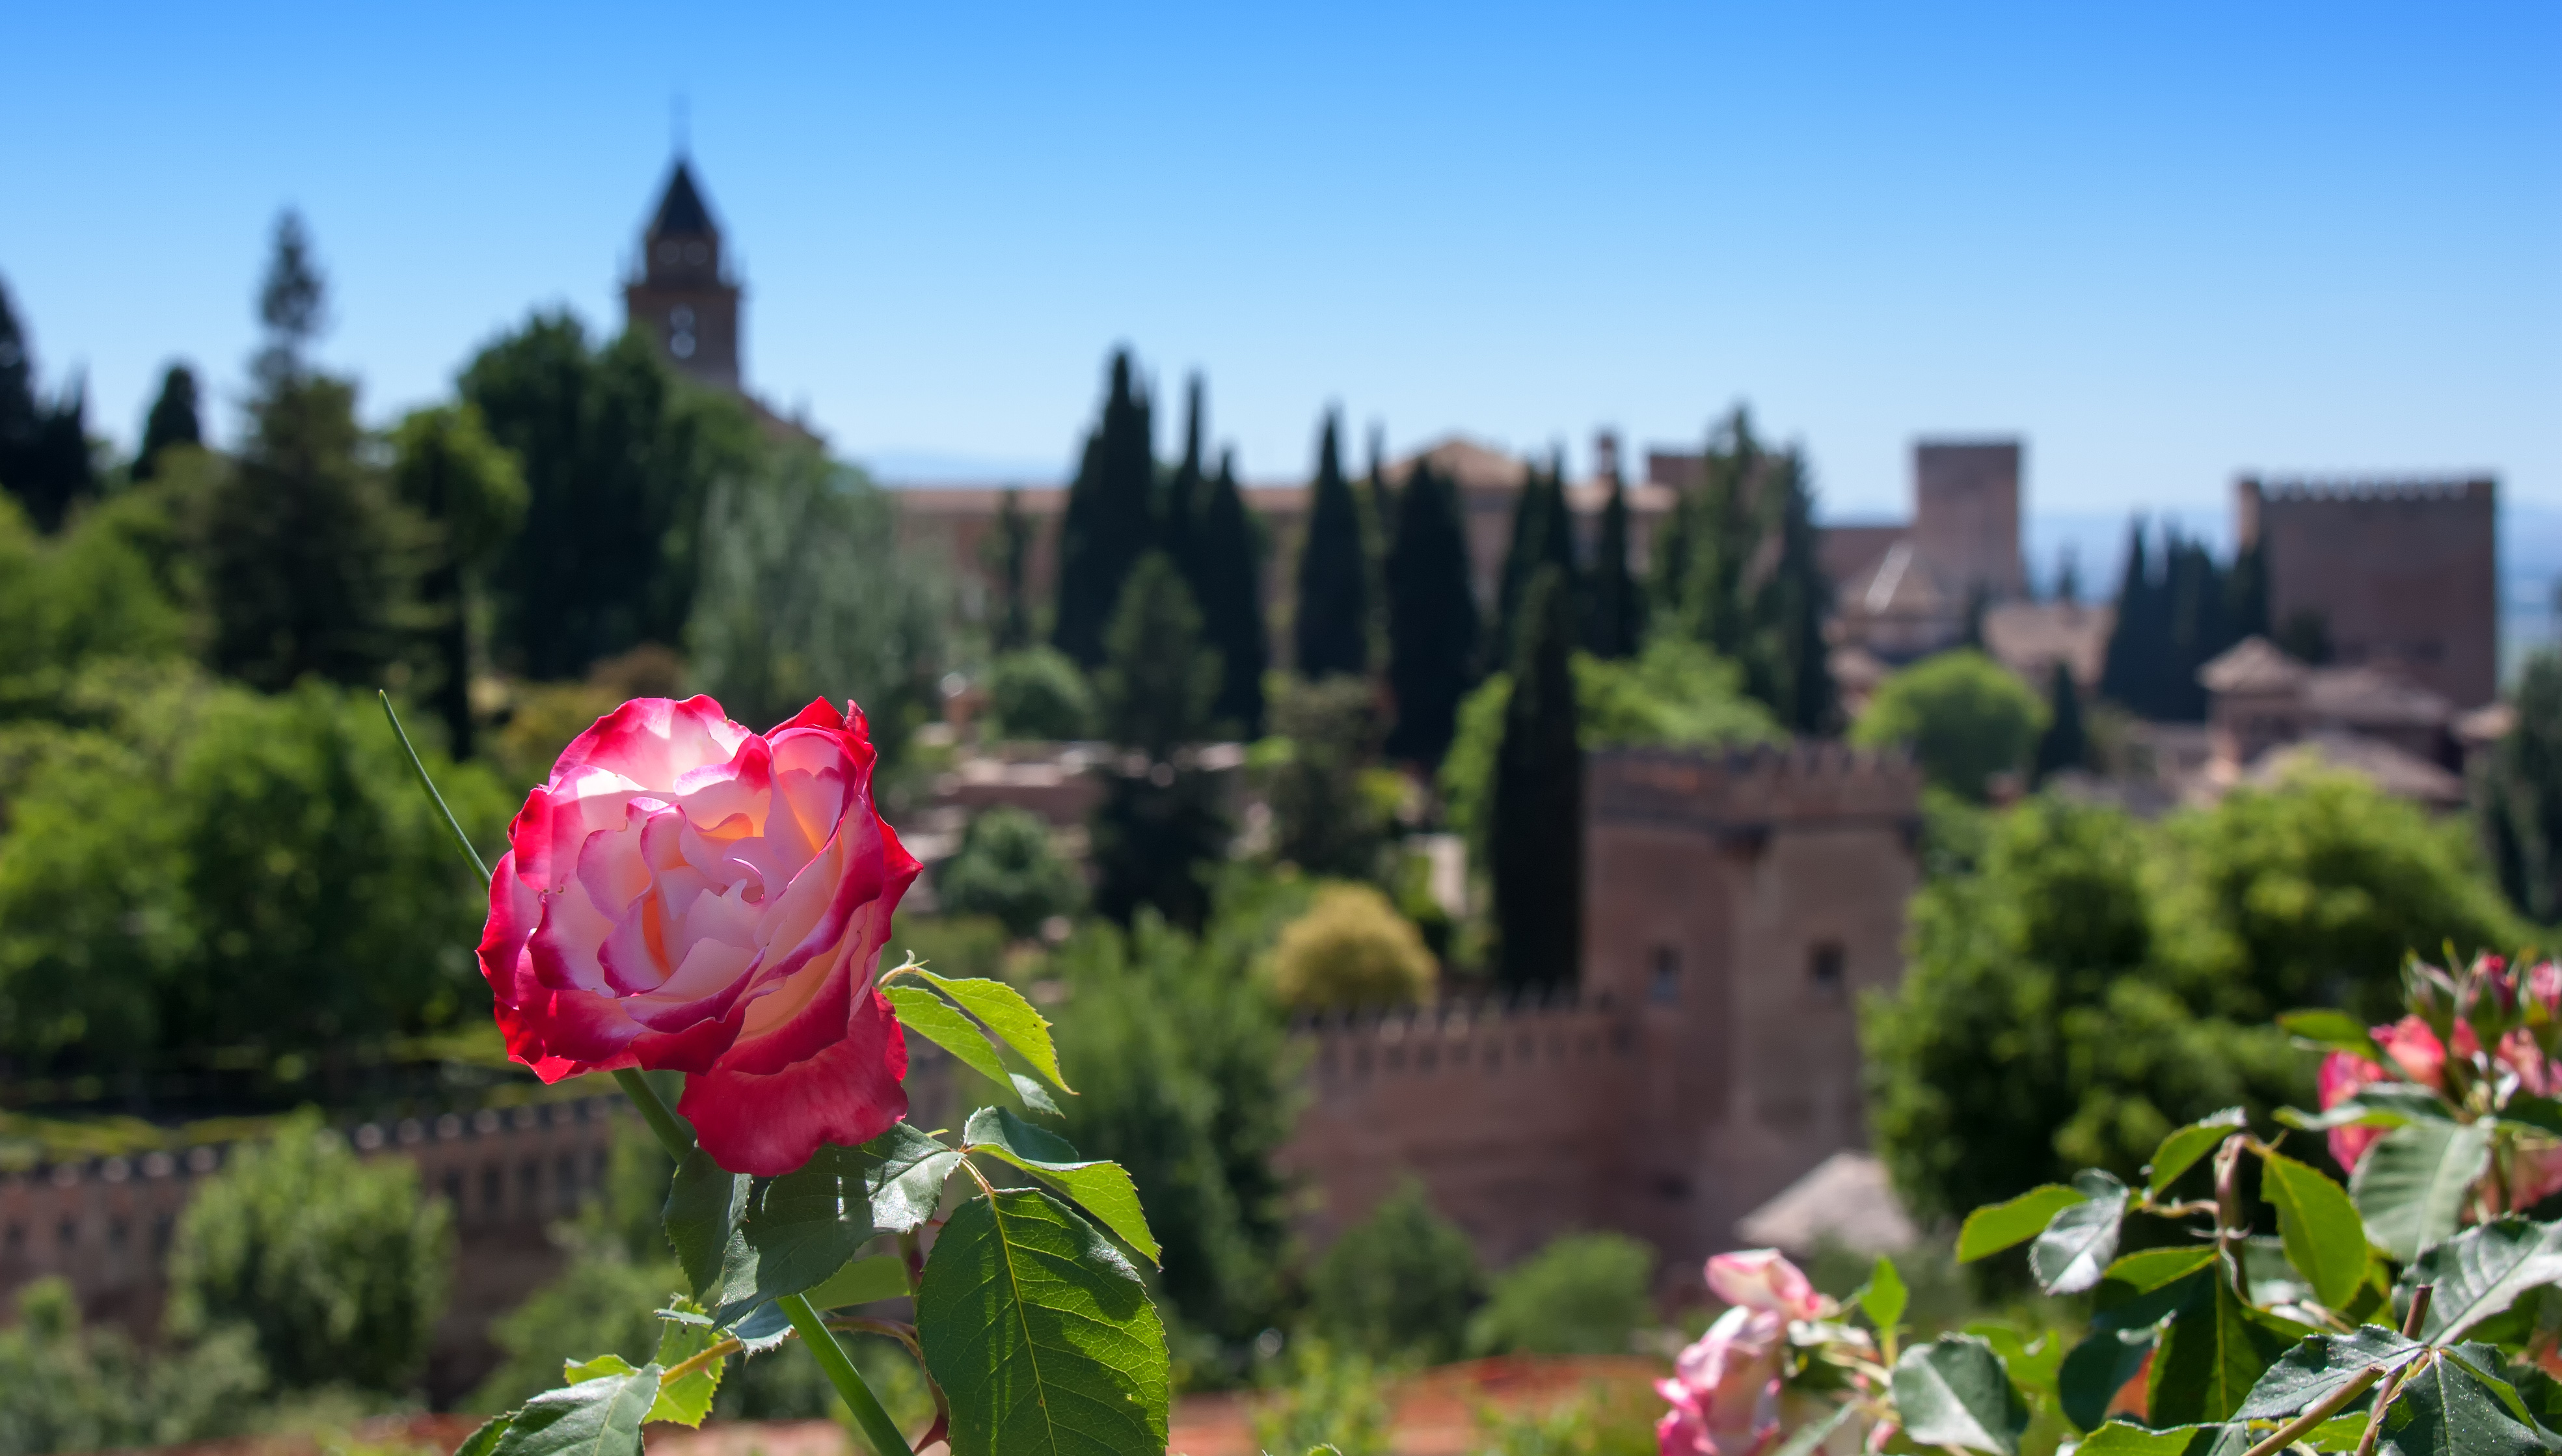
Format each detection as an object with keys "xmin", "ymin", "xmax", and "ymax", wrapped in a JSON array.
[
  {"xmin": 1163, "ymin": 373, "xmax": 1205, "ymax": 564},
  {"xmin": 204, "ymin": 213, "xmax": 413, "ymax": 691},
  {"xmin": 1751, "ymin": 449, "xmax": 1835, "ymax": 735},
  {"xmin": 1293, "ymin": 411, "xmax": 1369, "ymax": 679},
  {"xmin": 2097, "ymin": 518, "xmax": 2156, "ymax": 712},
  {"xmin": 1493, "ymin": 457, "xmax": 1574, "ymax": 667},
  {"xmin": 2034, "ymin": 661, "xmax": 2088, "ymax": 783},
  {"xmin": 0, "ymin": 276, "xmax": 98, "ymax": 532},
  {"xmin": 135, "ymin": 362, "xmax": 203, "ymax": 479},
  {"xmin": 1383, "ymin": 455, "xmax": 1481, "ymax": 768},
  {"xmin": 984, "ymin": 487, "xmax": 1036, "ymax": 652},
  {"xmin": 2226, "ymin": 535, "xmax": 2269, "ymax": 641},
  {"xmin": 1490, "ymin": 565, "xmax": 1582, "ymax": 992},
  {"xmin": 2480, "ymin": 651, "xmax": 2562, "ymax": 921},
  {"xmin": 1090, "ymin": 552, "xmax": 1229, "ymax": 930},
  {"xmin": 1584, "ymin": 459, "xmax": 1640, "ymax": 659},
  {"xmin": 1192, "ymin": 448, "xmax": 1269, "ymax": 736},
  {"xmin": 1052, "ymin": 350, "xmax": 1155, "ymax": 668},
  {"xmin": 2055, "ymin": 545, "xmax": 2083, "ymax": 606}
]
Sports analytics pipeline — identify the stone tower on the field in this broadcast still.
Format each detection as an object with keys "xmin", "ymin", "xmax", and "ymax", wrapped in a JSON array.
[
  {"xmin": 1913, "ymin": 440, "xmax": 2025, "ymax": 602},
  {"xmin": 623, "ymin": 159, "xmax": 742, "ymax": 392}
]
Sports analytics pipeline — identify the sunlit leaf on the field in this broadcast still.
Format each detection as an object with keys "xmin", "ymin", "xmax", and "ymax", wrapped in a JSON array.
[
  {"xmin": 2146, "ymin": 1108, "xmax": 2246, "ymax": 1197},
  {"xmin": 491, "ymin": 1362, "xmax": 660, "ymax": 1456},
  {"xmin": 2262, "ymin": 1151, "xmax": 2369, "ymax": 1310},
  {"xmin": 2353, "ymin": 1121, "xmax": 2492, "ymax": 1263},
  {"xmin": 962, "ymin": 1106, "xmax": 1159, "ymax": 1265},
  {"xmin": 804, "ymin": 1253, "xmax": 910, "ymax": 1309},
  {"xmin": 1891, "ymin": 1334, "xmax": 2030, "ymax": 1455},
  {"xmin": 2375, "ymin": 1349, "xmax": 2562, "ymax": 1455},
  {"xmin": 886, "ymin": 983, "xmax": 1014, "ymax": 1088},
  {"xmin": 917, "ymin": 1187, "xmax": 1170, "ymax": 1456},
  {"xmin": 904, "ymin": 967, "xmax": 1074, "ymax": 1093},
  {"xmin": 2400, "ymin": 1218, "xmax": 2562, "ymax": 1343},
  {"xmin": 2032, "ymin": 1170, "xmax": 2131, "ymax": 1295},
  {"xmin": 1958, "ymin": 1183, "xmax": 2084, "ymax": 1263},
  {"xmin": 2232, "ymin": 1325, "xmax": 2421, "ymax": 1420},
  {"xmin": 645, "ymin": 1297, "xmax": 722, "ymax": 1427},
  {"xmin": 1859, "ymin": 1256, "xmax": 1909, "ymax": 1336},
  {"xmin": 2278, "ymin": 1009, "xmax": 2386, "ymax": 1064},
  {"xmin": 707, "ymin": 1144, "xmax": 885, "ymax": 1325}
]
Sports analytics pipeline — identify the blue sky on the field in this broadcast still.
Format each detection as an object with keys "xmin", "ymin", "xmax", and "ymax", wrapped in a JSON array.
[{"xmin": 6, "ymin": 1, "xmax": 2555, "ymax": 534}]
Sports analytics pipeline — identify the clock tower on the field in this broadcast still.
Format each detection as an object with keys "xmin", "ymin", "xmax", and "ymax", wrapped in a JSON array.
[{"xmin": 623, "ymin": 159, "xmax": 742, "ymax": 392}]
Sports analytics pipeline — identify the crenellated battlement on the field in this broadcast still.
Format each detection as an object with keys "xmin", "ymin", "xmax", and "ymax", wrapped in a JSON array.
[
  {"xmin": 2244, "ymin": 476, "xmax": 2492, "ymax": 505},
  {"xmin": 1588, "ymin": 743, "xmax": 1922, "ymax": 836},
  {"xmin": 1296, "ymin": 993, "xmax": 1632, "ymax": 1094}
]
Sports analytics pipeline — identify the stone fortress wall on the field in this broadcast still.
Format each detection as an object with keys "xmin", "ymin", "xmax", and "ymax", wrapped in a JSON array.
[
  {"xmin": 2237, "ymin": 476, "xmax": 2498, "ymax": 708},
  {"xmin": 1280, "ymin": 745, "xmax": 1922, "ymax": 1286}
]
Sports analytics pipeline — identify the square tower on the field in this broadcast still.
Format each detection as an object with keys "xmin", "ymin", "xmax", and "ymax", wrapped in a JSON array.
[
  {"xmin": 623, "ymin": 160, "xmax": 743, "ymax": 392},
  {"xmin": 1913, "ymin": 440, "xmax": 2025, "ymax": 602}
]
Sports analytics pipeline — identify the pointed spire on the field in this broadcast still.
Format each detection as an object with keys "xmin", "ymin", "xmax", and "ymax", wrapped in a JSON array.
[{"xmin": 649, "ymin": 160, "xmax": 718, "ymax": 239}]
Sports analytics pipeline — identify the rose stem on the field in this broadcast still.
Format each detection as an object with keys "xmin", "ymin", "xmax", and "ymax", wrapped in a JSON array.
[
  {"xmin": 783, "ymin": 1293, "xmax": 918, "ymax": 1456},
  {"xmin": 611, "ymin": 1070, "xmax": 916, "ymax": 1456},
  {"xmin": 379, "ymin": 691, "xmax": 492, "ymax": 882},
  {"xmin": 2239, "ymin": 1364, "xmax": 2384, "ymax": 1456}
]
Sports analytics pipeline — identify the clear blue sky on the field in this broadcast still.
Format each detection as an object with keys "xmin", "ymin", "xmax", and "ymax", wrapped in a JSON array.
[{"xmin": 7, "ymin": 1, "xmax": 2555, "ymax": 528}]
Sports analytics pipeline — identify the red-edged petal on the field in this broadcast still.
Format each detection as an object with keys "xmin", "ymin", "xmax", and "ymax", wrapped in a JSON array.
[{"xmin": 681, "ymin": 988, "xmax": 910, "ymax": 1176}]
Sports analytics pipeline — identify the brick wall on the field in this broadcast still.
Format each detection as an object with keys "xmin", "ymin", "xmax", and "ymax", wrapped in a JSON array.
[{"xmin": 2238, "ymin": 476, "xmax": 2498, "ymax": 707}]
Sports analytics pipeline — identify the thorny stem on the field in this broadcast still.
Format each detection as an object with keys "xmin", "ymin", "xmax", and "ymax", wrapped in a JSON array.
[{"xmin": 610, "ymin": 1070, "xmax": 916, "ymax": 1456}]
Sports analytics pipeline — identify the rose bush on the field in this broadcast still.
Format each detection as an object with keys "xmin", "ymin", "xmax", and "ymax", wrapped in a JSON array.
[
  {"xmin": 1656, "ymin": 1251, "xmax": 1836, "ymax": 1456},
  {"xmin": 478, "ymin": 695, "xmax": 919, "ymax": 1175}
]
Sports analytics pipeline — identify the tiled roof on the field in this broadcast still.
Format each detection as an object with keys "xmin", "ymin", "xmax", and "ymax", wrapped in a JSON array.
[
  {"xmin": 2246, "ymin": 731, "xmax": 2464, "ymax": 808},
  {"xmin": 2200, "ymin": 636, "xmax": 2310, "ymax": 694},
  {"xmin": 1983, "ymin": 602, "xmax": 2114, "ymax": 687},
  {"xmin": 2303, "ymin": 665, "xmax": 2454, "ymax": 728}
]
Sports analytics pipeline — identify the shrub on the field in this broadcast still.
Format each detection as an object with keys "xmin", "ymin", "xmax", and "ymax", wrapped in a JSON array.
[
  {"xmin": 1307, "ymin": 1180, "xmax": 1482, "ymax": 1364},
  {"xmin": 0, "ymin": 1278, "xmax": 265, "ymax": 1456},
  {"xmin": 934, "ymin": 805, "xmax": 1084, "ymax": 939},
  {"xmin": 982, "ymin": 646, "xmax": 1094, "ymax": 742},
  {"xmin": 1266, "ymin": 883, "xmax": 1437, "ymax": 1012},
  {"xmin": 166, "ymin": 1112, "xmax": 453, "ymax": 1394},
  {"xmin": 1258, "ymin": 675, "xmax": 1398, "ymax": 880},
  {"xmin": 1848, "ymin": 648, "xmax": 2044, "ymax": 802},
  {"xmin": 1466, "ymin": 1232, "xmax": 1654, "ymax": 1356}
]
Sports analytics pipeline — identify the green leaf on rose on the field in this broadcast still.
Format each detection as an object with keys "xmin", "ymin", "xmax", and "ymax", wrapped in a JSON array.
[
  {"xmin": 2398, "ymin": 1217, "xmax": 2562, "ymax": 1343},
  {"xmin": 663, "ymin": 1148, "xmax": 751, "ymax": 1301},
  {"xmin": 2261, "ymin": 1150, "xmax": 2369, "ymax": 1310},
  {"xmin": 707, "ymin": 1144, "xmax": 887, "ymax": 1326},
  {"xmin": 885, "ymin": 983, "xmax": 1016, "ymax": 1089},
  {"xmin": 1964, "ymin": 1321, "xmax": 2061, "ymax": 1401},
  {"xmin": 1890, "ymin": 1334, "xmax": 2030, "ymax": 1455},
  {"xmin": 2103, "ymin": 1247, "xmax": 2222, "ymax": 1300},
  {"xmin": 917, "ymin": 1187, "xmax": 1170, "ymax": 1456},
  {"xmin": 2032, "ymin": 1169, "xmax": 2131, "ymax": 1295},
  {"xmin": 1958, "ymin": 1183, "xmax": 2086, "ymax": 1263},
  {"xmin": 453, "ymin": 1414, "xmax": 513, "ymax": 1456},
  {"xmin": 2278, "ymin": 1009, "xmax": 2388, "ymax": 1064},
  {"xmin": 2498, "ymin": 1096, "xmax": 2562, "ymax": 1140},
  {"xmin": 2280, "ymin": 1083, "xmax": 2455, "ymax": 1133},
  {"xmin": 1767, "ymin": 1403, "xmax": 1857, "ymax": 1456},
  {"xmin": 962, "ymin": 1106, "xmax": 1159, "ymax": 1265},
  {"xmin": 2069, "ymin": 1422, "xmax": 2233, "ymax": 1455},
  {"xmin": 2148, "ymin": 1275, "xmax": 2306, "ymax": 1427},
  {"xmin": 857, "ymin": 1121, "xmax": 965, "ymax": 1233},
  {"xmin": 2144, "ymin": 1107, "xmax": 2246, "ymax": 1197},
  {"xmin": 490, "ymin": 1361, "xmax": 660, "ymax": 1456},
  {"xmin": 2232, "ymin": 1325, "xmax": 2423, "ymax": 1420},
  {"xmin": 645, "ymin": 1297, "xmax": 723, "ymax": 1427},
  {"xmin": 1855, "ymin": 1255, "xmax": 1908, "ymax": 1338},
  {"xmin": 898, "ymin": 967, "xmax": 1073, "ymax": 1094},
  {"xmin": 2375, "ymin": 1349, "xmax": 2562, "ymax": 1455},
  {"xmin": 2353, "ymin": 1120, "xmax": 2493, "ymax": 1262}
]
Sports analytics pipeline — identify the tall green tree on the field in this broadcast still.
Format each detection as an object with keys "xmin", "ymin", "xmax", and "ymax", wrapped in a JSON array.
[
  {"xmin": 0, "ymin": 277, "xmax": 98, "ymax": 532},
  {"xmin": 1490, "ymin": 565, "xmax": 1582, "ymax": 991},
  {"xmin": 1188, "ymin": 448, "xmax": 1267, "ymax": 736},
  {"xmin": 2478, "ymin": 650, "xmax": 2562, "ymax": 922},
  {"xmin": 1584, "ymin": 459, "xmax": 1640, "ymax": 659},
  {"xmin": 1162, "ymin": 374, "xmax": 1205, "ymax": 566},
  {"xmin": 1382, "ymin": 454, "xmax": 1479, "ymax": 768},
  {"xmin": 204, "ymin": 214, "xmax": 414, "ymax": 692},
  {"xmin": 1749, "ymin": 448, "xmax": 1834, "ymax": 733},
  {"xmin": 460, "ymin": 313, "xmax": 758, "ymax": 681},
  {"xmin": 1052, "ymin": 350, "xmax": 1155, "ymax": 668},
  {"xmin": 1294, "ymin": 411, "xmax": 1369, "ymax": 679},
  {"xmin": 388, "ymin": 405, "xmax": 526, "ymax": 759},
  {"xmin": 133, "ymin": 363, "xmax": 202, "ymax": 480},
  {"xmin": 1662, "ymin": 407, "xmax": 1766, "ymax": 658},
  {"xmin": 982, "ymin": 487, "xmax": 1036, "ymax": 653},
  {"xmin": 2097, "ymin": 518, "xmax": 2159, "ymax": 712},
  {"xmin": 688, "ymin": 450, "xmax": 947, "ymax": 744},
  {"xmin": 2033, "ymin": 661, "xmax": 2088, "ymax": 783},
  {"xmin": 1090, "ymin": 553, "xmax": 1228, "ymax": 930},
  {"xmin": 1492, "ymin": 456, "xmax": 1574, "ymax": 669}
]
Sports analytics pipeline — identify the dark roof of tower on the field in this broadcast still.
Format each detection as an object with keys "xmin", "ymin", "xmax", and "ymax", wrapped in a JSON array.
[{"xmin": 648, "ymin": 161, "xmax": 718, "ymax": 239}]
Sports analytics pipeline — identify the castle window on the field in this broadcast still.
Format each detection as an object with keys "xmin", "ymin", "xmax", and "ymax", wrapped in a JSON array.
[
  {"xmin": 1809, "ymin": 942, "xmax": 1846, "ymax": 995},
  {"xmin": 1649, "ymin": 946, "xmax": 1681, "ymax": 1005}
]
